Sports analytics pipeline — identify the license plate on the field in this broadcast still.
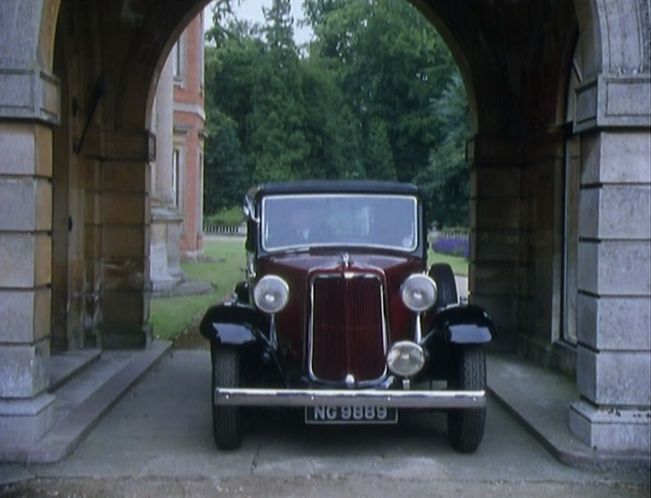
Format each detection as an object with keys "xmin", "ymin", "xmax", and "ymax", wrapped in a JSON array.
[{"xmin": 305, "ymin": 406, "xmax": 398, "ymax": 424}]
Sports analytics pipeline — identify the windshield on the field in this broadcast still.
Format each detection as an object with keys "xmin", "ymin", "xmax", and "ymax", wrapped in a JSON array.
[{"xmin": 261, "ymin": 194, "xmax": 418, "ymax": 252}]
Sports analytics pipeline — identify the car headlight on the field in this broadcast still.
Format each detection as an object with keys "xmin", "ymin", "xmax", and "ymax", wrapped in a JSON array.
[
  {"xmin": 400, "ymin": 274, "xmax": 437, "ymax": 312},
  {"xmin": 253, "ymin": 275, "xmax": 289, "ymax": 314},
  {"xmin": 387, "ymin": 341, "xmax": 426, "ymax": 377}
]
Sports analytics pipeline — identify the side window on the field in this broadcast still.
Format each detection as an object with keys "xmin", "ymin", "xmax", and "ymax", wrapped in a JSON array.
[
  {"xmin": 172, "ymin": 35, "xmax": 185, "ymax": 84},
  {"xmin": 172, "ymin": 147, "xmax": 182, "ymax": 208}
]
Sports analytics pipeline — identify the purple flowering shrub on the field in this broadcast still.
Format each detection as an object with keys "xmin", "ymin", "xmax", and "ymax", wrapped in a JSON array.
[{"xmin": 431, "ymin": 236, "xmax": 469, "ymax": 259}]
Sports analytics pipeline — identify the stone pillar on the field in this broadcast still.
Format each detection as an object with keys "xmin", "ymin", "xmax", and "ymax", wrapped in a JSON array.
[
  {"xmin": 468, "ymin": 137, "xmax": 522, "ymax": 352},
  {"xmin": 96, "ymin": 131, "xmax": 155, "ymax": 349},
  {"xmin": 568, "ymin": 70, "xmax": 651, "ymax": 451},
  {"xmin": 154, "ymin": 56, "xmax": 175, "ymax": 206},
  {"xmin": 0, "ymin": 0, "xmax": 61, "ymax": 447},
  {"xmin": 0, "ymin": 123, "xmax": 57, "ymax": 448},
  {"xmin": 149, "ymin": 53, "xmax": 184, "ymax": 293},
  {"xmin": 569, "ymin": 130, "xmax": 651, "ymax": 451}
]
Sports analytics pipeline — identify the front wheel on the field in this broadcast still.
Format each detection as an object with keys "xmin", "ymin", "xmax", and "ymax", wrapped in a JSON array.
[
  {"xmin": 429, "ymin": 263, "xmax": 458, "ymax": 309},
  {"xmin": 211, "ymin": 346, "xmax": 242, "ymax": 450},
  {"xmin": 447, "ymin": 345, "xmax": 486, "ymax": 452}
]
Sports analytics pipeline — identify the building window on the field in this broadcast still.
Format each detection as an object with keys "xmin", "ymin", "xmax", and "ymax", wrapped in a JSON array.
[
  {"xmin": 172, "ymin": 36, "xmax": 184, "ymax": 82},
  {"xmin": 172, "ymin": 148, "xmax": 181, "ymax": 208}
]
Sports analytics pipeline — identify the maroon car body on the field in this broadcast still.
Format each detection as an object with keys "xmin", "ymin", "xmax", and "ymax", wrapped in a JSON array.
[{"xmin": 201, "ymin": 181, "xmax": 494, "ymax": 452}]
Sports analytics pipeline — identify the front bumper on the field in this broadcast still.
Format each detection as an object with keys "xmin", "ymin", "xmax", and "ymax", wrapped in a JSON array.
[{"xmin": 214, "ymin": 388, "xmax": 485, "ymax": 409}]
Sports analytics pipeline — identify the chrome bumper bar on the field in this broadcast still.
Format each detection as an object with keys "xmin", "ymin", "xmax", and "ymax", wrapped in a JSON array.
[{"xmin": 214, "ymin": 388, "xmax": 485, "ymax": 409}]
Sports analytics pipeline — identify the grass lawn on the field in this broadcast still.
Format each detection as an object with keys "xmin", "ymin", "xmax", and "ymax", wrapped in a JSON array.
[
  {"xmin": 150, "ymin": 238, "xmax": 468, "ymax": 341},
  {"xmin": 150, "ymin": 238, "xmax": 246, "ymax": 341},
  {"xmin": 428, "ymin": 250, "xmax": 468, "ymax": 277}
]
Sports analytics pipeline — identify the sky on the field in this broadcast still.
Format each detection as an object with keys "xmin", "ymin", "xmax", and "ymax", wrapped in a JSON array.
[{"xmin": 204, "ymin": 0, "xmax": 314, "ymax": 45}]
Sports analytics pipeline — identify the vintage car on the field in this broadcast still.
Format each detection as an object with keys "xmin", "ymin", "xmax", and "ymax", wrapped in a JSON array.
[{"xmin": 200, "ymin": 180, "xmax": 495, "ymax": 452}]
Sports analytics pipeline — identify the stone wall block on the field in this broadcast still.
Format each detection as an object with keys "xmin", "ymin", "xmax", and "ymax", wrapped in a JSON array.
[
  {"xmin": 101, "ymin": 225, "xmax": 148, "ymax": 259},
  {"xmin": 470, "ymin": 263, "xmax": 520, "ymax": 295},
  {"xmin": 470, "ymin": 197, "xmax": 520, "ymax": 230},
  {"xmin": 100, "ymin": 290, "xmax": 147, "ymax": 328},
  {"xmin": 100, "ymin": 162, "xmax": 149, "ymax": 193},
  {"xmin": 569, "ymin": 400, "xmax": 651, "ymax": 452},
  {"xmin": 98, "ymin": 132, "xmax": 155, "ymax": 162},
  {"xmin": 577, "ymin": 294, "xmax": 651, "ymax": 350},
  {"xmin": 83, "ymin": 224, "xmax": 102, "ymax": 258},
  {"xmin": 0, "ymin": 393, "xmax": 56, "ymax": 447},
  {"xmin": 0, "ymin": 123, "xmax": 52, "ymax": 177},
  {"xmin": 580, "ymin": 185, "xmax": 651, "ymax": 240},
  {"xmin": 0, "ymin": 233, "xmax": 51, "ymax": 288},
  {"xmin": 101, "ymin": 257, "xmax": 147, "ymax": 291},
  {"xmin": 0, "ymin": 177, "xmax": 51, "ymax": 231},
  {"xmin": 578, "ymin": 240, "xmax": 651, "ymax": 295},
  {"xmin": 470, "ymin": 166, "xmax": 521, "ymax": 198},
  {"xmin": 0, "ymin": 68, "xmax": 60, "ymax": 124},
  {"xmin": 0, "ymin": 340, "xmax": 50, "ymax": 398},
  {"xmin": 582, "ymin": 132, "xmax": 651, "ymax": 185},
  {"xmin": 101, "ymin": 193, "xmax": 146, "ymax": 225},
  {"xmin": 472, "ymin": 230, "xmax": 520, "ymax": 263},
  {"xmin": 0, "ymin": 288, "xmax": 50, "ymax": 344},
  {"xmin": 577, "ymin": 347, "xmax": 651, "ymax": 406},
  {"xmin": 516, "ymin": 297, "xmax": 533, "ymax": 329}
]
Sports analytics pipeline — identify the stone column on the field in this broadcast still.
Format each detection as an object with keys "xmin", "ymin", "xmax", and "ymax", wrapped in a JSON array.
[
  {"xmin": 569, "ymin": 130, "xmax": 651, "ymax": 451},
  {"xmin": 0, "ymin": 0, "xmax": 61, "ymax": 447},
  {"xmin": 149, "ymin": 53, "xmax": 184, "ymax": 293},
  {"xmin": 154, "ymin": 56, "xmax": 175, "ymax": 206},
  {"xmin": 96, "ymin": 131, "xmax": 155, "ymax": 349},
  {"xmin": 468, "ymin": 137, "xmax": 522, "ymax": 352},
  {"xmin": 568, "ymin": 73, "xmax": 651, "ymax": 451}
]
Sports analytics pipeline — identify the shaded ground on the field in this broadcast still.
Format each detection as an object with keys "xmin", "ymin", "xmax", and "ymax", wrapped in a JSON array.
[
  {"xmin": 2, "ymin": 475, "xmax": 647, "ymax": 498},
  {"xmin": 172, "ymin": 321, "xmax": 209, "ymax": 350},
  {"xmin": 2, "ymin": 285, "xmax": 648, "ymax": 497},
  {"xmin": 1, "ymin": 345, "xmax": 648, "ymax": 498}
]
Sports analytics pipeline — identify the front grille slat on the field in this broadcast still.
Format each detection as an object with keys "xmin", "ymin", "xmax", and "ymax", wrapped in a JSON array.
[{"xmin": 310, "ymin": 275, "xmax": 386, "ymax": 382}]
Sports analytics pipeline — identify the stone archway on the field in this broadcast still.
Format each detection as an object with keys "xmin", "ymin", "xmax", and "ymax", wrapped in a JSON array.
[{"xmin": 0, "ymin": 0, "xmax": 648, "ymax": 456}]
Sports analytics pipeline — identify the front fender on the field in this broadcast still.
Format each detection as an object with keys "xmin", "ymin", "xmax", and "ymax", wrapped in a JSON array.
[
  {"xmin": 425, "ymin": 304, "xmax": 494, "ymax": 345},
  {"xmin": 199, "ymin": 301, "xmax": 270, "ymax": 346}
]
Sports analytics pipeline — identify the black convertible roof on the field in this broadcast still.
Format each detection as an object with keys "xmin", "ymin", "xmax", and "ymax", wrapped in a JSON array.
[{"xmin": 251, "ymin": 180, "xmax": 421, "ymax": 198}]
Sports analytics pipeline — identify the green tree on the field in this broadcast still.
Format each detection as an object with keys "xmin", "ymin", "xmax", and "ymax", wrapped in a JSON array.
[
  {"xmin": 300, "ymin": 59, "xmax": 364, "ymax": 179},
  {"xmin": 204, "ymin": 23, "xmax": 262, "ymax": 211},
  {"xmin": 364, "ymin": 117, "xmax": 396, "ymax": 180},
  {"xmin": 304, "ymin": 0, "xmax": 456, "ymax": 182},
  {"xmin": 414, "ymin": 74, "xmax": 470, "ymax": 227},
  {"xmin": 202, "ymin": 0, "xmax": 470, "ymax": 227},
  {"xmin": 204, "ymin": 110, "xmax": 249, "ymax": 213},
  {"xmin": 248, "ymin": 0, "xmax": 311, "ymax": 182}
]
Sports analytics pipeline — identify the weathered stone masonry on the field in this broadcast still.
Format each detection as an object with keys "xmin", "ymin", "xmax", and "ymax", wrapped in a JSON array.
[{"xmin": 0, "ymin": 0, "xmax": 649, "ymax": 456}]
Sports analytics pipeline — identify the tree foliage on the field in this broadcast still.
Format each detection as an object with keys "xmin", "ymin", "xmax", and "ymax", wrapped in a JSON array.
[{"xmin": 203, "ymin": 0, "xmax": 471, "ymax": 226}]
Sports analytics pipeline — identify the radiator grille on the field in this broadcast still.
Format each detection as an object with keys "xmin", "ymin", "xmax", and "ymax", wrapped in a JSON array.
[{"xmin": 310, "ymin": 274, "xmax": 386, "ymax": 382}]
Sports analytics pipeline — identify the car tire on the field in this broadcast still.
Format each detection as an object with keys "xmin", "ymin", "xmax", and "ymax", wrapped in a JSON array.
[
  {"xmin": 447, "ymin": 345, "xmax": 486, "ymax": 452},
  {"xmin": 430, "ymin": 263, "xmax": 458, "ymax": 309},
  {"xmin": 211, "ymin": 346, "xmax": 243, "ymax": 450}
]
